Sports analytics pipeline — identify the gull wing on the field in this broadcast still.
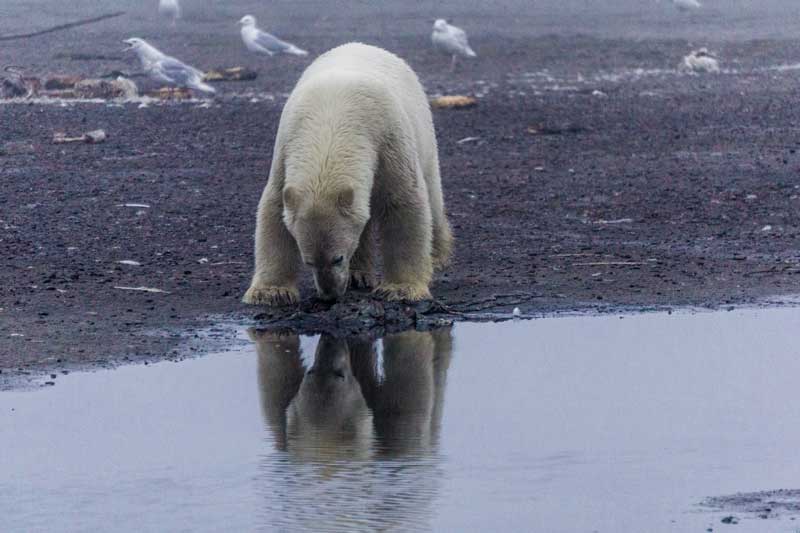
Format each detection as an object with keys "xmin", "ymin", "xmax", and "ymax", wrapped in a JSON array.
[
  {"xmin": 254, "ymin": 29, "xmax": 294, "ymax": 54},
  {"xmin": 449, "ymin": 25, "xmax": 471, "ymax": 51},
  {"xmin": 157, "ymin": 55, "xmax": 203, "ymax": 84}
]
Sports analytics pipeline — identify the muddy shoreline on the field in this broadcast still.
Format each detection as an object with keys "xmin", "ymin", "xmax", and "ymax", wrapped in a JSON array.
[{"xmin": 3, "ymin": 2, "xmax": 800, "ymax": 385}]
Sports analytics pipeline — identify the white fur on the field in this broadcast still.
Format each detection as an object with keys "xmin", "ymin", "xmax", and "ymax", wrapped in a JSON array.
[{"xmin": 244, "ymin": 43, "xmax": 452, "ymax": 305}]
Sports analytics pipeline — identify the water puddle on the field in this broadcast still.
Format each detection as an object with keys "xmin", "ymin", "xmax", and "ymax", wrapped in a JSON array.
[{"xmin": 2, "ymin": 307, "xmax": 800, "ymax": 532}]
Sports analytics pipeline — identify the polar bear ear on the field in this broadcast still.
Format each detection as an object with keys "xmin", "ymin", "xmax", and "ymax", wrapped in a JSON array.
[
  {"xmin": 337, "ymin": 187, "xmax": 354, "ymax": 213},
  {"xmin": 283, "ymin": 185, "xmax": 300, "ymax": 212}
]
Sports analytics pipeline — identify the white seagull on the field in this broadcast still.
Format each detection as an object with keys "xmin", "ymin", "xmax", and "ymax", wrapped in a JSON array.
[
  {"xmin": 238, "ymin": 15, "xmax": 309, "ymax": 57},
  {"xmin": 680, "ymin": 47, "xmax": 719, "ymax": 73},
  {"xmin": 158, "ymin": 0, "xmax": 181, "ymax": 26},
  {"xmin": 670, "ymin": 0, "xmax": 702, "ymax": 11},
  {"xmin": 431, "ymin": 19, "xmax": 476, "ymax": 71},
  {"xmin": 123, "ymin": 38, "xmax": 216, "ymax": 94}
]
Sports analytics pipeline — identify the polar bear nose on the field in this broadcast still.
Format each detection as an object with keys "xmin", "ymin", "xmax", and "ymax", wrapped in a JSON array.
[{"xmin": 313, "ymin": 268, "xmax": 347, "ymax": 301}]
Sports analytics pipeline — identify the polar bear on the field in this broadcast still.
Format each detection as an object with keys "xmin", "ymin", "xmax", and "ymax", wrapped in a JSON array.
[
  {"xmin": 251, "ymin": 327, "xmax": 453, "ymax": 459},
  {"xmin": 243, "ymin": 42, "xmax": 452, "ymax": 305}
]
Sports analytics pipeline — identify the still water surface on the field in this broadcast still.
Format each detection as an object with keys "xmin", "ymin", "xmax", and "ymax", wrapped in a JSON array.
[{"xmin": 2, "ymin": 307, "xmax": 800, "ymax": 532}]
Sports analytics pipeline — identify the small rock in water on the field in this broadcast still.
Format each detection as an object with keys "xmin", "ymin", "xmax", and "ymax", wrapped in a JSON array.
[{"xmin": 720, "ymin": 516, "xmax": 738, "ymax": 524}]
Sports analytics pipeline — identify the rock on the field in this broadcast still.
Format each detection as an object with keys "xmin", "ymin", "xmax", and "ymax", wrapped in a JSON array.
[
  {"xmin": 73, "ymin": 77, "xmax": 137, "ymax": 99},
  {"xmin": 1, "ymin": 75, "xmax": 39, "ymax": 98}
]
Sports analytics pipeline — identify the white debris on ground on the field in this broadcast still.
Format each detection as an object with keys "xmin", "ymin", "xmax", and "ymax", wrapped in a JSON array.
[
  {"xmin": 52, "ymin": 129, "xmax": 106, "ymax": 144},
  {"xmin": 594, "ymin": 218, "xmax": 634, "ymax": 225},
  {"xmin": 113, "ymin": 286, "xmax": 170, "ymax": 294},
  {"xmin": 680, "ymin": 48, "xmax": 720, "ymax": 73}
]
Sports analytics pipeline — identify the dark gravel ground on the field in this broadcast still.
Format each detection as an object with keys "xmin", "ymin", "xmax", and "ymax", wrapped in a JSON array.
[{"xmin": 2, "ymin": 0, "xmax": 800, "ymax": 383}]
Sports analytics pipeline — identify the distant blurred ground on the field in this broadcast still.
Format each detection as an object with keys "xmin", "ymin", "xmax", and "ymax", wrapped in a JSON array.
[{"xmin": 3, "ymin": 0, "xmax": 800, "ymax": 85}]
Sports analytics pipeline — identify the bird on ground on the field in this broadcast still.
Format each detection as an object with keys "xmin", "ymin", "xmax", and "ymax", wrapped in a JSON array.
[
  {"xmin": 670, "ymin": 0, "xmax": 702, "ymax": 11},
  {"xmin": 238, "ymin": 15, "xmax": 309, "ymax": 57},
  {"xmin": 431, "ymin": 19, "xmax": 476, "ymax": 71},
  {"xmin": 123, "ymin": 38, "xmax": 215, "ymax": 94},
  {"xmin": 158, "ymin": 0, "xmax": 181, "ymax": 26},
  {"xmin": 680, "ymin": 48, "xmax": 719, "ymax": 73}
]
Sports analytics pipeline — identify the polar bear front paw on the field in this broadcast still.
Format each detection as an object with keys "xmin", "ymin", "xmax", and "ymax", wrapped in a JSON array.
[
  {"xmin": 374, "ymin": 282, "xmax": 432, "ymax": 302},
  {"xmin": 350, "ymin": 271, "xmax": 376, "ymax": 290},
  {"xmin": 242, "ymin": 285, "xmax": 299, "ymax": 306}
]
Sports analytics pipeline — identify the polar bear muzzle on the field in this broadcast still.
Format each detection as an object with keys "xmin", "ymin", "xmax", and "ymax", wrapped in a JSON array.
[{"xmin": 312, "ymin": 260, "xmax": 349, "ymax": 301}]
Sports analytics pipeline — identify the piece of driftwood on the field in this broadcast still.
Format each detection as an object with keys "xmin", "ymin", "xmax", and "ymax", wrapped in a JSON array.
[
  {"xmin": 53, "ymin": 129, "xmax": 107, "ymax": 144},
  {"xmin": 0, "ymin": 12, "xmax": 125, "ymax": 41},
  {"xmin": 203, "ymin": 66, "xmax": 258, "ymax": 82},
  {"xmin": 53, "ymin": 52, "xmax": 124, "ymax": 61},
  {"xmin": 146, "ymin": 87, "xmax": 193, "ymax": 100},
  {"xmin": 113, "ymin": 286, "xmax": 170, "ymax": 294},
  {"xmin": 430, "ymin": 95, "xmax": 477, "ymax": 109}
]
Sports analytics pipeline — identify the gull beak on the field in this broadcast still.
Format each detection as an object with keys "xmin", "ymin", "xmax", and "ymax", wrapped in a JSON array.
[{"xmin": 122, "ymin": 39, "xmax": 134, "ymax": 52}]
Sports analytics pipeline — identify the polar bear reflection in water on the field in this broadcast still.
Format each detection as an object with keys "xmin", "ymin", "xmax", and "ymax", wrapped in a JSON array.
[{"xmin": 251, "ymin": 327, "xmax": 452, "ymax": 531}]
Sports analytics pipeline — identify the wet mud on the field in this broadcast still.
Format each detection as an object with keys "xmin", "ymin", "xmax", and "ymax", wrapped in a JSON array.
[{"xmin": 702, "ymin": 490, "xmax": 800, "ymax": 523}]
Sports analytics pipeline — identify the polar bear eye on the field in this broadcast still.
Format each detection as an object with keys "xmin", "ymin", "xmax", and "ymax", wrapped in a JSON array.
[{"xmin": 331, "ymin": 255, "xmax": 344, "ymax": 266}]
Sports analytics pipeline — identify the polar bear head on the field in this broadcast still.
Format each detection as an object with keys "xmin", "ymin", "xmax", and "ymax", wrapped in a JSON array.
[
  {"xmin": 286, "ymin": 335, "xmax": 373, "ymax": 460},
  {"xmin": 282, "ymin": 184, "xmax": 368, "ymax": 300}
]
